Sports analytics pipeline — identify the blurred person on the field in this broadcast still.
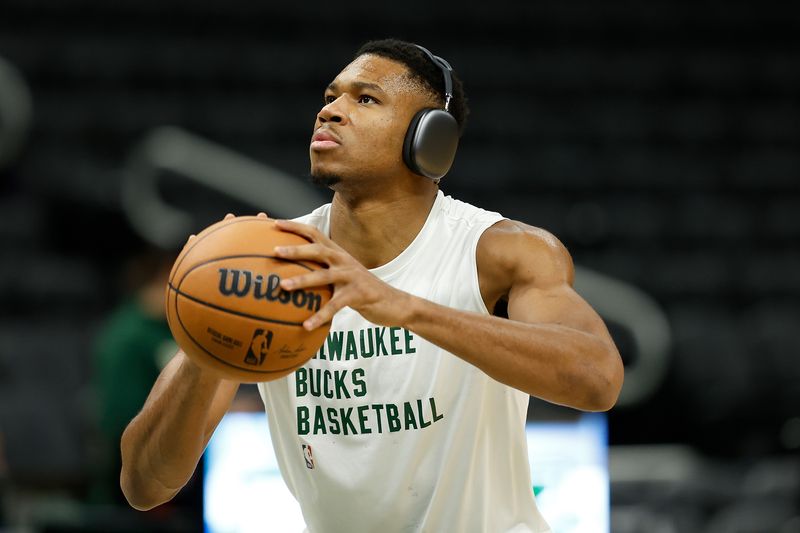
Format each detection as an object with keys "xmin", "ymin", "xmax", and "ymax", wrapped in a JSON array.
[
  {"xmin": 120, "ymin": 39, "xmax": 624, "ymax": 532},
  {"xmin": 91, "ymin": 246, "xmax": 177, "ymax": 504}
]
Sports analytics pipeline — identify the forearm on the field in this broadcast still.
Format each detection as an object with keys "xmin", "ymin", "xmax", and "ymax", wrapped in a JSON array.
[
  {"xmin": 402, "ymin": 296, "xmax": 622, "ymax": 411},
  {"xmin": 120, "ymin": 353, "xmax": 231, "ymax": 510}
]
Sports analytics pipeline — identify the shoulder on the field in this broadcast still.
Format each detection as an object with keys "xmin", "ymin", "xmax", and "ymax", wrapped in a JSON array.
[
  {"xmin": 477, "ymin": 220, "xmax": 574, "ymax": 291},
  {"xmin": 292, "ymin": 204, "xmax": 331, "ymax": 230},
  {"xmin": 437, "ymin": 193, "xmax": 502, "ymax": 226}
]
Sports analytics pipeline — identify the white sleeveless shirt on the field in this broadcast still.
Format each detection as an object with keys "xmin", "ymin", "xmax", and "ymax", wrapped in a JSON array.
[{"xmin": 258, "ymin": 191, "xmax": 551, "ymax": 533}]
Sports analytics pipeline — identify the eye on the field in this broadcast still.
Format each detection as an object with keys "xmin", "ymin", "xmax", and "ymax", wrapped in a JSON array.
[
  {"xmin": 323, "ymin": 94, "xmax": 336, "ymax": 105},
  {"xmin": 358, "ymin": 95, "xmax": 378, "ymax": 104}
]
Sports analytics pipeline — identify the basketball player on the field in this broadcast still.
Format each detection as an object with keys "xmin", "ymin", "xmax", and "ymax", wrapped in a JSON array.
[{"xmin": 120, "ymin": 39, "xmax": 624, "ymax": 532}]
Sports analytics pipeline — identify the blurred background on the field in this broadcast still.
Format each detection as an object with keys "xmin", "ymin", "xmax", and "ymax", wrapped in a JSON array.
[{"xmin": 0, "ymin": 0, "xmax": 798, "ymax": 531}]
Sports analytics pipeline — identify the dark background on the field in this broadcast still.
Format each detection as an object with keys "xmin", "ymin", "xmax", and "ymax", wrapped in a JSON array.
[{"xmin": 0, "ymin": 0, "xmax": 798, "ymax": 531}]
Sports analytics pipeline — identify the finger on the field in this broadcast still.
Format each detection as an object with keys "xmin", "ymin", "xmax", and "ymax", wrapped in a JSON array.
[
  {"xmin": 274, "ymin": 219, "xmax": 329, "ymax": 244},
  {"xmin": 256, "ymin": 212, "xmax": 268, "ymax": 219},
  {"xmin": 274, "ymin": 242, "xmax": 340, "ymax": 264},
  {"xmin": 280, "ymin": 269, "xmax": 339, "ymax": 291},
  {"xmin": 186, "ymin": 233, "xmax": 196, "ymax": 243},
  {"xmin": 304, "ymin": 296, "xmax": 347, "ymax": 331},
  {"xmin": 224, "ymin": 213, "xmax": 235, "ymax": 220}
]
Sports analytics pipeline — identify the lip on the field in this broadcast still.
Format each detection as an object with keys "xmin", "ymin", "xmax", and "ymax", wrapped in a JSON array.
[
  {"xmin": 312, "ymin": 130, "xmax": 339, "ymax": 143},
  {"xmin": 310, "ymin": 129, "xmax": 341, "ymax": 150}
]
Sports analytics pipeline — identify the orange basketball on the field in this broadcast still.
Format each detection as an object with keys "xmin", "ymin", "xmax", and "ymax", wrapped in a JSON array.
[{"xmin": 165, "ymin": 216, "xmax": 332, "ymax": 382}]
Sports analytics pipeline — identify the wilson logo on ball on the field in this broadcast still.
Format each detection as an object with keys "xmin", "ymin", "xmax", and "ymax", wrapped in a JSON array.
[{"xmin": 218, "ymin": 268, "xmax": 322, "ymax": 312}]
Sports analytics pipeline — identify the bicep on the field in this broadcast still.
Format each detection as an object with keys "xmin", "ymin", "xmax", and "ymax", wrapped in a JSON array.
[
  {"xmin": 507, "ymin": 281, "xmax": 615, "ymax": 346},
  {"xmin": 480, "ymin": 220, "xmax": 613, "ymax": 343}
]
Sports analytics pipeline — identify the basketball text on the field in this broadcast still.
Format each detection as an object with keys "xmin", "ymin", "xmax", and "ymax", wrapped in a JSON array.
[{"xmin": 217, "ymin": 268, "xmax": 322, "ymax": 312}]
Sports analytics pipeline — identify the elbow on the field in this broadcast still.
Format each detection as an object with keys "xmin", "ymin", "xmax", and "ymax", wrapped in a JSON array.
[
  {"xmin": 580, "ymin": 386, "xmax": 620, "ymax": 413},
  {"xmin": 119, "ymin": 431, "xmax": 177, "ymax": 511},
  {"xmin": 587, "ymin": 385, "xmax": 621, "ymax": 413},
  {"xmin": 119, "ymin": 455, "xmax": 159, "ymax": 511},
  {"xmin": 120, "ymin": 463, "xmax": 178, "ymax": 512},
  {"xmin": 119, "ymin": 429, "xmax": 149, "ymax": 510},
  {"xmin": 587, "ymin": 347, "xmax": 625, "ymax": 412},
  {"xmin": 120, "ymin": 474, "xmax": 158, "ymax": 511}
]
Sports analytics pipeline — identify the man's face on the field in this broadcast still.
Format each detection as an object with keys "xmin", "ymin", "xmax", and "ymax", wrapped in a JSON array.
[{"xmin": 309, "ymin": 54, "xmax": 432, "ymax": 186}]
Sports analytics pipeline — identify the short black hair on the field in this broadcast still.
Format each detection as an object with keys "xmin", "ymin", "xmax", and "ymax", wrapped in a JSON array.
[{"xmin": 355, "ymin": 39, "xmax": 469, "ymax": 137}]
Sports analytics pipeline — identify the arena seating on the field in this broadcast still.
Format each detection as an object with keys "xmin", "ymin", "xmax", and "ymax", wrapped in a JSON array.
[{"xmin": 0, "ymin": 0, "xmax": 797, "ymax": 530}]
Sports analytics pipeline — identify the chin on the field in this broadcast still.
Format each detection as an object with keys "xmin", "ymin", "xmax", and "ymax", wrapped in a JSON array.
[{"xmin": 309, "ymin": 169, "xmax": 342, "ymax": 188}]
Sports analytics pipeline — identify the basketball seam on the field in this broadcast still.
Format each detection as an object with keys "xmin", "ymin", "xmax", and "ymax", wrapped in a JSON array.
[
  {"xmin": 169, "ymin": 217, "xmax": 314, "ymax": 286},
  {"xmin": 168, "ymin": 283, "xmax": 307, "ymax": 327},
  {"xmin": 171, "ymin": 288, "xmax": 309, "ymax": 375},
  {"xmin": 176, "ymin": 254, "xmax": 315, "ymax": 288}
]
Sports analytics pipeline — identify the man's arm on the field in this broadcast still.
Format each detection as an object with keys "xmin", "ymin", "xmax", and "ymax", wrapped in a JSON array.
[
  {"xmin": 273, "ymin": 218, "xmax": 623, "ymax": 412},
  {"xmin": 403, "ymin": 220, "xmax": 623, "ymax": 411},
  {"xmin": 119, "ymin": 350, "xmax": 240, "ymax": 510}
]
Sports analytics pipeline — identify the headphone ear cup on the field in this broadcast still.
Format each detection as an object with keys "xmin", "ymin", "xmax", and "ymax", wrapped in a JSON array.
[
  {"xmin": 403, "ymin": 109, "xmax": 428, "ymax": 176},
  {"xmin": 403, "ymin": 108, "xmax": 459, "ymax": 180}
]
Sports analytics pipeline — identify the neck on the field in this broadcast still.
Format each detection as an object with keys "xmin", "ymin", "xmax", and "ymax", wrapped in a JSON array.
[{"xmin": 329, "ymin": 178, "xmax": 439, "ymax": 269}]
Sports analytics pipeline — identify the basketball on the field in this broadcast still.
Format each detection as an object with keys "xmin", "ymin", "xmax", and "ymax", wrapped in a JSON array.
[{"xmin": 165, "ymin": 216, "xmax": 333, "ymax": 382}]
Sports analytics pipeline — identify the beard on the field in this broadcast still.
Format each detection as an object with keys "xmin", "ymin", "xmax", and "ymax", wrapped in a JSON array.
[{"xmin": 309, "ymin": 170, "xmax": 342, "ymax": 188}]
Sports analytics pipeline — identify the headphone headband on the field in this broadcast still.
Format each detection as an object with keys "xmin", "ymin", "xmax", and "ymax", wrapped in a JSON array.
[{"xmin": 412, "ymin": 44, "xmax": 454, "ymax": 112}]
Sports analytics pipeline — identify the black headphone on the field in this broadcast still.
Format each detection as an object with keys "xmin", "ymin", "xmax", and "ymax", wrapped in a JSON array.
[{"xmin": 402, "ymin": 44, "xmax": 459, "ymax": 181}]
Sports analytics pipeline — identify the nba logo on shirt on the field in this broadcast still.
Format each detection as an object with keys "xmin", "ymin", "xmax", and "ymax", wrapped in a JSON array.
[{"xmin": 302, "ymin": 444, "xmax": 314, "ymax": 469}]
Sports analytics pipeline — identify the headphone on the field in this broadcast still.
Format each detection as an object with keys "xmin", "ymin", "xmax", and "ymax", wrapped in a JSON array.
[{"xmin": 402, "ymin": 44, "xmax": 460, "ymax": 181}]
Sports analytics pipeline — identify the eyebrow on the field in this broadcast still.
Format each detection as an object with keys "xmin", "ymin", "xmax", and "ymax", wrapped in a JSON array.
[{"xmin": 326, "ymin": 81, "xmax": 387, "ymax": 95}]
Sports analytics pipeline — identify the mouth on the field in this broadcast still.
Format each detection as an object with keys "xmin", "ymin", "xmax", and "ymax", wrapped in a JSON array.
[{"xmin": 310, "ymin": 129, "xmax": 341, "ymax": 151}]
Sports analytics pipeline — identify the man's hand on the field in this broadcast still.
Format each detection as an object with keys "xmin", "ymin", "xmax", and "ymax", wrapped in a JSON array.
[{"xmin": 273, "ymin": 219, "xmax": 412, "ymax": 331}]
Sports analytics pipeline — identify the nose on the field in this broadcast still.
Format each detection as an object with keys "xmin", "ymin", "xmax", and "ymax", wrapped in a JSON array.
[{"xmin": 317, "ymin": 97, "xmax": 347, "ymax": 125}]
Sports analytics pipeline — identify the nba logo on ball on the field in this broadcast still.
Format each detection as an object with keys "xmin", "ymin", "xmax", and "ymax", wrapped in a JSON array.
[
  {"xmin": 244, "ymin": 329, "xmax": 273, "ymax": 366},
  {"xmin": 302, "ymin": 444, "xmax": 314, "ymax": 469}
]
